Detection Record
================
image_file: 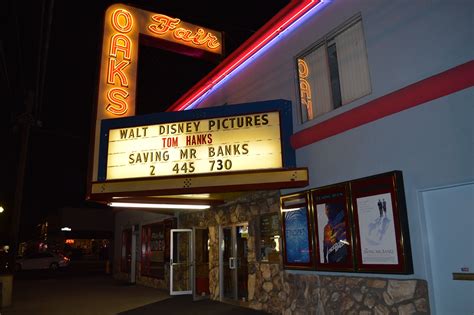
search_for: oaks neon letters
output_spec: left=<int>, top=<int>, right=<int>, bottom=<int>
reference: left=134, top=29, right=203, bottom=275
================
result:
left=298, top=59, right=313, bottom=120
left=106, top=8, right=133, bottom=116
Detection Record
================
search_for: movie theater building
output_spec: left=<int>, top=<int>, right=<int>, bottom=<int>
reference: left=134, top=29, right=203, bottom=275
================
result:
left=87, top=1, right=473, bottom=314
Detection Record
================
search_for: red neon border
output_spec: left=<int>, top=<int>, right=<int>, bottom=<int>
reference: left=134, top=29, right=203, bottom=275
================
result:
left=291, top=60, right=474, bottom=149
left=167, top=0, right=322, bottom=112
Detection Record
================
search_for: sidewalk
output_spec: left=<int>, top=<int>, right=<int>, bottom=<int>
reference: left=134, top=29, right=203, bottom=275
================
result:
left=1, top=275, right=169, bottom=315
left=1, top=274, right=269, bottom=315
left=119, top=295, right=269, bottom=315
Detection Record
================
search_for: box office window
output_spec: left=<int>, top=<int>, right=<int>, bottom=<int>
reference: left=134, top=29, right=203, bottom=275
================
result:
left=297, top=16, right=371, bottom=122
left=141, top=223, right=166, bottom=279
left=141, top=219, right=175, bottom=279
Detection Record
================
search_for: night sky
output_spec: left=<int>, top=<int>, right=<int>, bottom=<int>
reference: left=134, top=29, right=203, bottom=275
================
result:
left=0, top=0, right=290, bottom=242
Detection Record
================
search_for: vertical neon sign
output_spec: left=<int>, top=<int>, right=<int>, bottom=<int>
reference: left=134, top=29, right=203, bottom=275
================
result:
left=91, top=4, right=222, bottom=184
left=298, top=59, right=313, bottom=120
left=106, top=9, right=133, bottom=115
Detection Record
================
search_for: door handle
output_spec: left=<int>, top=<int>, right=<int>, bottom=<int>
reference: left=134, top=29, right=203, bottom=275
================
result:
left=229, top=257, right=235, bottom=269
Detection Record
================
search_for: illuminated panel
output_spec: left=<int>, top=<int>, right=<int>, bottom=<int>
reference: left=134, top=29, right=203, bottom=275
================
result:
left=168, top=0, right=327, bottom=111
left=106, top=112, right=282, bottom=180
left=92, top=4, right=223, bottom=182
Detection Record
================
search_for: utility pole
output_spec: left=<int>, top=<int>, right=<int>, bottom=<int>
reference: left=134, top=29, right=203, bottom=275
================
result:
left=9, top=0, right=54, bottom=271
left=9, top=93, right=34, bottom=266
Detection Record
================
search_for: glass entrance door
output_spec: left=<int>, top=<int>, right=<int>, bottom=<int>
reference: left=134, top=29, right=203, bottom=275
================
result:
left=170, top=229, right=192, bottom=295
left=221, top=224, right=248, bottom=301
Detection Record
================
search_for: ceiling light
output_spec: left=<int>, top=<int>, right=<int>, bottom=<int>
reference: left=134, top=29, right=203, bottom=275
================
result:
left=281, top=207, right=303, bottom=212
left=108, top=202, right=210, bottom=210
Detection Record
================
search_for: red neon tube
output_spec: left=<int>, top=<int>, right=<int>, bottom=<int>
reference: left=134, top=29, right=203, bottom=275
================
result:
left=167, top=0, right=322, bottom=112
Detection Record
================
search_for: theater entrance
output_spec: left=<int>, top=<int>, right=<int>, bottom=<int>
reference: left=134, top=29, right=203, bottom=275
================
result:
left=170, top=228, right=211, bottom=299
left=220, top=223, right=249, bottom=302
left=170, top=229, right=192, bottom=295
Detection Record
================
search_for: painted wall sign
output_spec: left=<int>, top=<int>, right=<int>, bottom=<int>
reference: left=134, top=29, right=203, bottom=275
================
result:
left=106, top=111, right=282, bottom=180
left=91, top=4, right=223, bottom=183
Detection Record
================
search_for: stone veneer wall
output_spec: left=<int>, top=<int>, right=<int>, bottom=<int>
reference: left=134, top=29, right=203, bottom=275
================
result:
left=179, top=190, right=280, bottom=300
left=179, top=190, right=430, bottom=315
left=113, top=259, right=169, bottom=290
left=251, top=267, right=429, bottom=314
left=136, top=264, right=170, bottom=290
left=114, top=264, right=170, bottom=290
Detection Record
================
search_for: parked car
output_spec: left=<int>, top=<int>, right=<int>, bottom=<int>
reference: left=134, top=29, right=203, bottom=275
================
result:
left=15, top=252, right=70, bottom=271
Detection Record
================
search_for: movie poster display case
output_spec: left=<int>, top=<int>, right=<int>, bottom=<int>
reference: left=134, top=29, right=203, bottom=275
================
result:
left=281, top=171, right=413, bottom=274
left=311, top=183, right=355, bottom=272
left=350, top=171, right=413, bottom=274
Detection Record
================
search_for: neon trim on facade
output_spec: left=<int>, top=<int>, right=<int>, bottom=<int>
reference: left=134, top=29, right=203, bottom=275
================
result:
left=168, top=0, right=327, bottom=111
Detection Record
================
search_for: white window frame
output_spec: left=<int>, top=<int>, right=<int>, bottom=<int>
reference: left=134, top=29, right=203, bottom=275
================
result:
left=296, top=14, right=371, bottom=123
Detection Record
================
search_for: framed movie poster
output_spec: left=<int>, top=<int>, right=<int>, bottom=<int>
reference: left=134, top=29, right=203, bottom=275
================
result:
left=350, top=171, right=413, bottom=274
left=311, top=183, right=355, bottom=271
left=281, top=192, right=314, bottom=269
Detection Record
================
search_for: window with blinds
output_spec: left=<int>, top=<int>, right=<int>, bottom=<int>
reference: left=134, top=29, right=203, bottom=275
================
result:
left=297, top=16, right=371, bottom=122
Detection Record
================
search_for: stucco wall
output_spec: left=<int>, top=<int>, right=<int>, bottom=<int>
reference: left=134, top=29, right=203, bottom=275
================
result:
left=184, top=0, right=474, bottom=280
left=194, top=0, right=473, bottom=114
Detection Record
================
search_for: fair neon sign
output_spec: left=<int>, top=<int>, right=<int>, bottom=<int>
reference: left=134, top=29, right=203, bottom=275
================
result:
left=92, top=4, right=223, bottom=182
left=148, top=15, right=220, bottom=50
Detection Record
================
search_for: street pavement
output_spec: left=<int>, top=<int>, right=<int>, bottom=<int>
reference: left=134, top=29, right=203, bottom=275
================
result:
left=1, top=276, right=169, bottom=315
left=0, top=261, right=169, bottom=315
left=0, top=261, right=269, bottom=315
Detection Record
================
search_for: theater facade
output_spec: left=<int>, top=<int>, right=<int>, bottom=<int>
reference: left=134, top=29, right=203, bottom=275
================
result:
left=87, top=1, right=473, bottom=314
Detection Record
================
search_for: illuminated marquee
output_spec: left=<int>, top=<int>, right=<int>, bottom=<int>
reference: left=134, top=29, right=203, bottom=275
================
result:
left=92, top=4, right=223, bottom=183
left=105, top=112, right=282, bottom=180
left=91, top=100, right=306, bottom=197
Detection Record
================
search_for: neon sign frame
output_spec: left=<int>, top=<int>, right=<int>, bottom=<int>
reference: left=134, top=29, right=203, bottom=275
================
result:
left=91, top=4, right=223, bottom=183
left=89, top=1, right=327, bottom=196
